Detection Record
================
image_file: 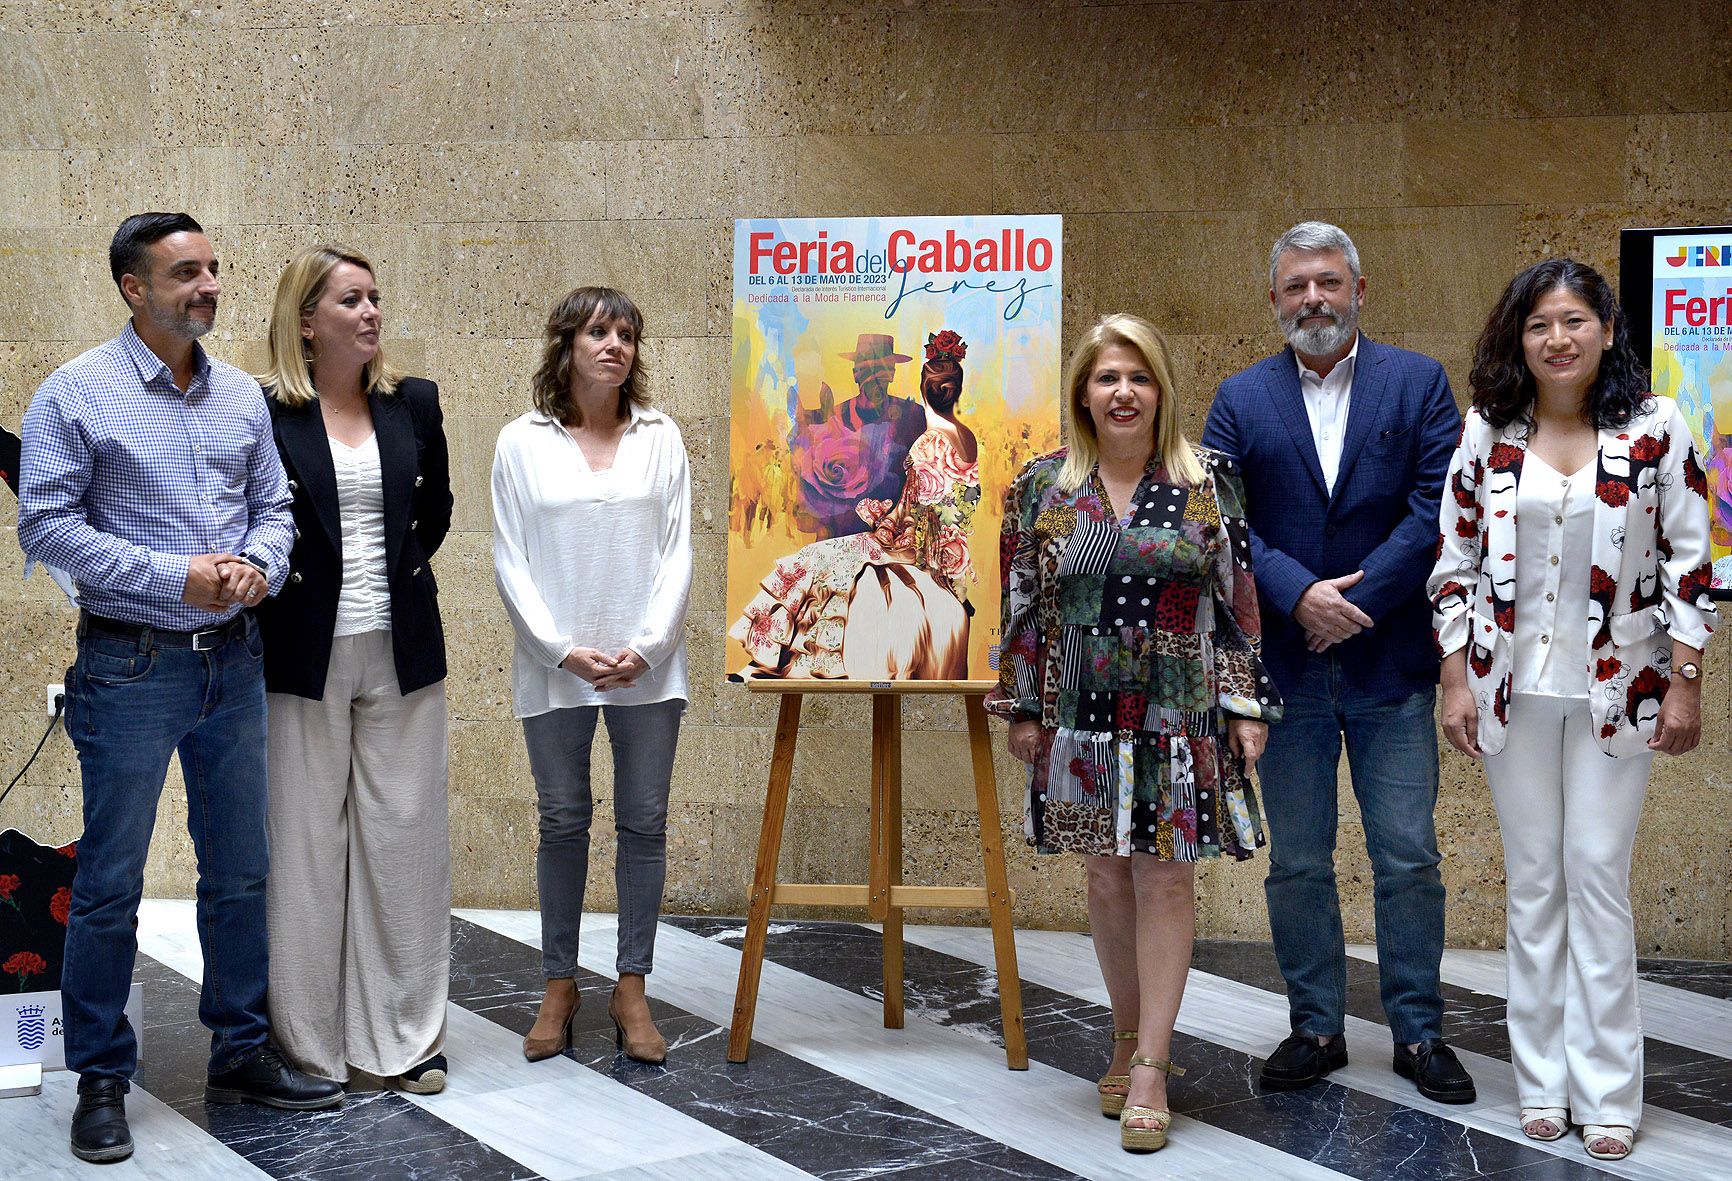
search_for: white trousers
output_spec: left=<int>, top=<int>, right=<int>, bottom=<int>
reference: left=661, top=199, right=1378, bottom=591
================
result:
left=265, top=629, right=451, bottom=1081
left=1483, top=693, right=1652, bottom=1128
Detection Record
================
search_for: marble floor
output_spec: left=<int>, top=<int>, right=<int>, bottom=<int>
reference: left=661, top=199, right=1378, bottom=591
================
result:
left=4, top=906, right=1729, bottom=1180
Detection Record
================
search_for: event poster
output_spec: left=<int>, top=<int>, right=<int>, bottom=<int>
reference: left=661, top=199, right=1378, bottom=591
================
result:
left=1648, top=230, right=1732, bottom=595
left=725, top=215, right=1063, bottom=681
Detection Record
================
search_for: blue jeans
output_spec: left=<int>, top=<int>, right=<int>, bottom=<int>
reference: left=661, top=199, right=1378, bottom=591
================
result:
left=522, top=698, right=684, bottom=978
left=61, top=615, right=272, bottom=1080
left=1258, top=653, right=1445, bottom=1045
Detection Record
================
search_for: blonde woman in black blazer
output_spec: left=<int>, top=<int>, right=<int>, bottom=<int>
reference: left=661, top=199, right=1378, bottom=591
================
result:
left=253, top=245, right=454, bottom=1094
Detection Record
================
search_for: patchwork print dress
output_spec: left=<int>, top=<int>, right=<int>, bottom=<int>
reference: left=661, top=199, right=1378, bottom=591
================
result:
left=989, top=448, right=1280, bottom=860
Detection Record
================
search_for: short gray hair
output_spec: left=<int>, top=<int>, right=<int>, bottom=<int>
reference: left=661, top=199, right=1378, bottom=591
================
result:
left=1269, top=221, right=1361, bottom=289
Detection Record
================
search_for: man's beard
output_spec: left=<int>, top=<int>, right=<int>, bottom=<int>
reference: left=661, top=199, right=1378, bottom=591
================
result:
left=1280, top=300, right=1356, bottom=357
left=143, top=293, right=217, bottom=341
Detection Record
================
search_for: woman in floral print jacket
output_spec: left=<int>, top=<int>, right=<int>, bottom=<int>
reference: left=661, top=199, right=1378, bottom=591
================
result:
left=1428, top=259, right=1718, bottom=1163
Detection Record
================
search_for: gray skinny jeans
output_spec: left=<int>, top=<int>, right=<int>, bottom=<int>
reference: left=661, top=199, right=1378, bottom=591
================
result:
left=521, top=697, right=684, bottom=977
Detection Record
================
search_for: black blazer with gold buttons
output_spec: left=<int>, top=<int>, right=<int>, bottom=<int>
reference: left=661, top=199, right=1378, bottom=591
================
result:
left=253, top=376, right=454, bottom=699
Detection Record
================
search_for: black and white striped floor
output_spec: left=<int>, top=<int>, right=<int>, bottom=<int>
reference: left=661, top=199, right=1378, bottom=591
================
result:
left=5, top=903, right=1729, bottom=1180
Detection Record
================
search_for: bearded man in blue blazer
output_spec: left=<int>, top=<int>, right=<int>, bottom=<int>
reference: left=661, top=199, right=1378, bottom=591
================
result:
left=1201, top=222, right=1474, bottom=1104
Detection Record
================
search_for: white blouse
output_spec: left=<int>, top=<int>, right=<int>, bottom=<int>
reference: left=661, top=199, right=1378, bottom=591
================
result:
left=330, top=432, right=392, bottom=637
left=1511, top=452, right=1594, bottom=698
left=491, top=404, right=692, bottom=718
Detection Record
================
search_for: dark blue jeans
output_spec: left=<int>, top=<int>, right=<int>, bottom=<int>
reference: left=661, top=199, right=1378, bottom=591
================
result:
left=61, top=615, right=272, bottom=1081
left=1258, top=653, right=1445, bottom=1045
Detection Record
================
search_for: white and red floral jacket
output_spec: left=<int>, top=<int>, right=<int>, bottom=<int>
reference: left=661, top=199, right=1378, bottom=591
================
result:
left=1428, top=396, right=1718, bottom=757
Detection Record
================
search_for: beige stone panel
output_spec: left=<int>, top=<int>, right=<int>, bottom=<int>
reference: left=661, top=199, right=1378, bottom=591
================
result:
left=0, top=530, right=88, bottom=609
left=140, top=759, right=200, bottom=901
left=1404, top=118, right=1634, bottom=208
left=353, top=143, right=607, bottom=225
left=592, top=218, right=727, bottom=340
left=0, top=2, right=230, bottom=34
left=1336, top=206, right=1521, bottom=337
left=640, top=334, right=729, bottom=422
left=1632, top=808, right=1731, bottom=960
left=444, top=412, right=511, bottom=534
left=993, top=124, right=1408, bottom=217
left=707, top=799, right=872, bottom=914
left=0, top=706, right=79, bottom=794
left=229, top=145, right=366, bottom=225
left=421, top=337, right=542, bottom=419
left=1383, top=332, right=1477, bottom=408
left=1166, top=333, right=1289, bottom=423
left=0, top=600, right=76, bottom=715
left=449, top=716, right=535, bottom=801
left=0, top=150, right=60, bottom=228
left=0, top=342, right=103, bottom=421
left=146, top=28, right=329, bottom=148
left=428, top=527, right=497, bottom=615
left=418, top=222, right=604, bottom=338
left=57, top=147, right=233, bottom=227
left=1630, top=113, right=1732, bottom=207
left=701, top=11, right=896, bottom=138
left=606, top=137, right=795, bottom=221
left=0, top=33, right=152, bottom=149
left=1513, top=0, right=1731, bottom=119
left=1065, top=211, right=1273, bottom=339
left=1511, top=201, right=1732, bottom=287
left=449, top=791, right=539, bottom=908
left=0, top=227, right=116, bottom=343
left=669, top=723, right=776, bottom=807
left=791, top=135, right=996, bottom=218
left=678, top=413, right=730, bottom=537
left=1096, top=3, right=1516, bottom=130
left=442, top=603, right=517, bottom=722
left=306, top=20, right=702, bottom=147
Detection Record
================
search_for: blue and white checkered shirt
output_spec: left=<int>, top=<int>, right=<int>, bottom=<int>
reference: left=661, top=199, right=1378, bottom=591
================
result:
left=18, top=322, right=294, bottom=630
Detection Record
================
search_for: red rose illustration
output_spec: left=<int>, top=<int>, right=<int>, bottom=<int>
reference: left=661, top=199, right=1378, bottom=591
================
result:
left=1596, top=477, right=1630, bottom=507
left=924, top=329, right=967, bottom=362
left=1601, top=720, right=1619, bottom=740
left=3, top=950, right=47, bottom=989
left=1589, top=566, right=1617, bottom=600
left=1468, top=646, right=1493, bottom=678
left=50, top=886, right=72, bottom=925
left=1682, top=449, right=1708, bottom=497
left=1488, top=443, right=1523, bottom=471
left=1679, top=565, right=1711, bottom=605
left=1455, top=516, right=1476, bottom=538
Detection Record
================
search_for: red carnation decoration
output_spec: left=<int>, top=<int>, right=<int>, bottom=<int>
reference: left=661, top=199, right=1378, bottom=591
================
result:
left=1683, top=451, right=1708, bottom=497
left=1455, top=516, right=1476, bottom=537
left=924, top=329, right=967, bottom=362
left=1596, top=477, right=1630, bottom=507
left=1628, top=435, right=1664, bottom=462
left=3, top=951, right=47, bottom=989
left=1595, top=656, right=1622, bottom=681
left=0, top=873, right=18, bottom=910
left=50, top=886, right=72, bottom=925
left=1488, top=443, right=1523, bottom=471
left=1626, top=666, right=1668, bottom=717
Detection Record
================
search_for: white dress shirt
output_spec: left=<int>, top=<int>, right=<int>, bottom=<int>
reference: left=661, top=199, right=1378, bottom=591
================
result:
left=1511, top=452, right=1594, bottom=697
left=491, top=403, right=692, bottom=718
left=330, top=432, right=393, bottom=637
left=1295, top=335, right=1360, bottom=494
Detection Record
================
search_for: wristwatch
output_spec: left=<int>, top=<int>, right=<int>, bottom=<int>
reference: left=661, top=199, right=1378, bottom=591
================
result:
left=1675, top=661, right=1701, bottom=681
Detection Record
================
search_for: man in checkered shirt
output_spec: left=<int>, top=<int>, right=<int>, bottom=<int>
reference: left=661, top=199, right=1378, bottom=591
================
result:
left=18, top=212, right=343, bottom=1164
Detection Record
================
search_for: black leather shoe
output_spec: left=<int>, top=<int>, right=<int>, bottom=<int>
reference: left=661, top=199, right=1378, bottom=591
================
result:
left=70, top=1077, right=133, bottom=1163
left=206, top=1046, right=344, bottom=1110
left=1259, top=1031, right=1348, bottom=1091
left=1393, top=1037, right=1477, bottom=1104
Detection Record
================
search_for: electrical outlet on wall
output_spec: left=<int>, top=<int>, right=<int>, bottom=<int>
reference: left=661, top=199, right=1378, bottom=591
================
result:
left=46, top=683, right=65, bottom=720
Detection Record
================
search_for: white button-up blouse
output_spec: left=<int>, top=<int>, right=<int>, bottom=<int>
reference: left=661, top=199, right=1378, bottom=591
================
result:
left=1511, top=453, right=1595, bottom=698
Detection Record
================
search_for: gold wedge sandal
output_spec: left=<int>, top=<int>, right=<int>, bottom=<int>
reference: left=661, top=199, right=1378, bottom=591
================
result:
left=1097, top=1030, right=1137, bottom=1117
left=1119, top=1055, right=1184, bottom=1153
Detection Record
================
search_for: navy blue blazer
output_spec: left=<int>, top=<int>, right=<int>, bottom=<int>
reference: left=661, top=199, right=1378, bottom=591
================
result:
left=1200, top=336, right=1461, bottom=702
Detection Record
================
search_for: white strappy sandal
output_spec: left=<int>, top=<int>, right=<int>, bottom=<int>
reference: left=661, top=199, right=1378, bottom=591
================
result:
left=1581, top=1124, right=1633, bottom=1160
left=1518, top=1107, right=1568, bottom=1142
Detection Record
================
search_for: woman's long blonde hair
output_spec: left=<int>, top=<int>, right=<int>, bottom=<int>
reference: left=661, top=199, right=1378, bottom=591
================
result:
left=1055, top=313, right=1202, bottom=492
left=256, top=244, right=400, bottom=407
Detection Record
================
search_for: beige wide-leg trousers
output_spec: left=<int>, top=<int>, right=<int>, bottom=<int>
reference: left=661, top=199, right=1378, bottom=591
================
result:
left=265, top=629, right=451, bottom=1082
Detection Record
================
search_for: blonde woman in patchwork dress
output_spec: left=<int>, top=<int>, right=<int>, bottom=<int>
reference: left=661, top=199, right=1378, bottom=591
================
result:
left=990, top=314, right=1280, bottom=1153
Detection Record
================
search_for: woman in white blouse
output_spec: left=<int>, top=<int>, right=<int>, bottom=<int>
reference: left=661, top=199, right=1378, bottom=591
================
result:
left=492, top=286, right=692, bottom=1065
left=255, top=245, right=455, bottom=1094
left=1429, top=259, right=1718, bottom=1162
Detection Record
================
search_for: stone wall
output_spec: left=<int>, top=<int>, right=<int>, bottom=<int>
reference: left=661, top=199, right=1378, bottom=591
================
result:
left=1, top=1, right=1728, bottom=956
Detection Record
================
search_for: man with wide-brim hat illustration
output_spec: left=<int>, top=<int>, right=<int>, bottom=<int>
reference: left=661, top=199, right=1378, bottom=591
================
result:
left=789, top=332, right=927, bottom=538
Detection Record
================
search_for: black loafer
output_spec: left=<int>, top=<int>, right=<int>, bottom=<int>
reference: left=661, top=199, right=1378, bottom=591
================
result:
left=1259, top=1031, right=1348, bottom=1091
left=206, top=1046, right=344, bottom=1110
left=1393, top=1037, right=1477, bottom=1104
left=71, top=1077, right=133, bottom=1163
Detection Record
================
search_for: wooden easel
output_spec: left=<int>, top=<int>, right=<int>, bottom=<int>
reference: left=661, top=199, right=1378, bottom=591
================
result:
left=727, top=680, right=1029, bottom=1070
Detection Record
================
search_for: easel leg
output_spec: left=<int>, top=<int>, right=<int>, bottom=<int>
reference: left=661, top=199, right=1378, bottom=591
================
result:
left=729, top=692, right=802, bottom=1063
left=871, top=693, right=905, bottom=1029
left=966, top=694, right=1029, bottom=1069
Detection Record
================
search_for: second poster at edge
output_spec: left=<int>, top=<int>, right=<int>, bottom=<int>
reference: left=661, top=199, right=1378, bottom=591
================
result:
left=726, top=214, right=1063, bottom=684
